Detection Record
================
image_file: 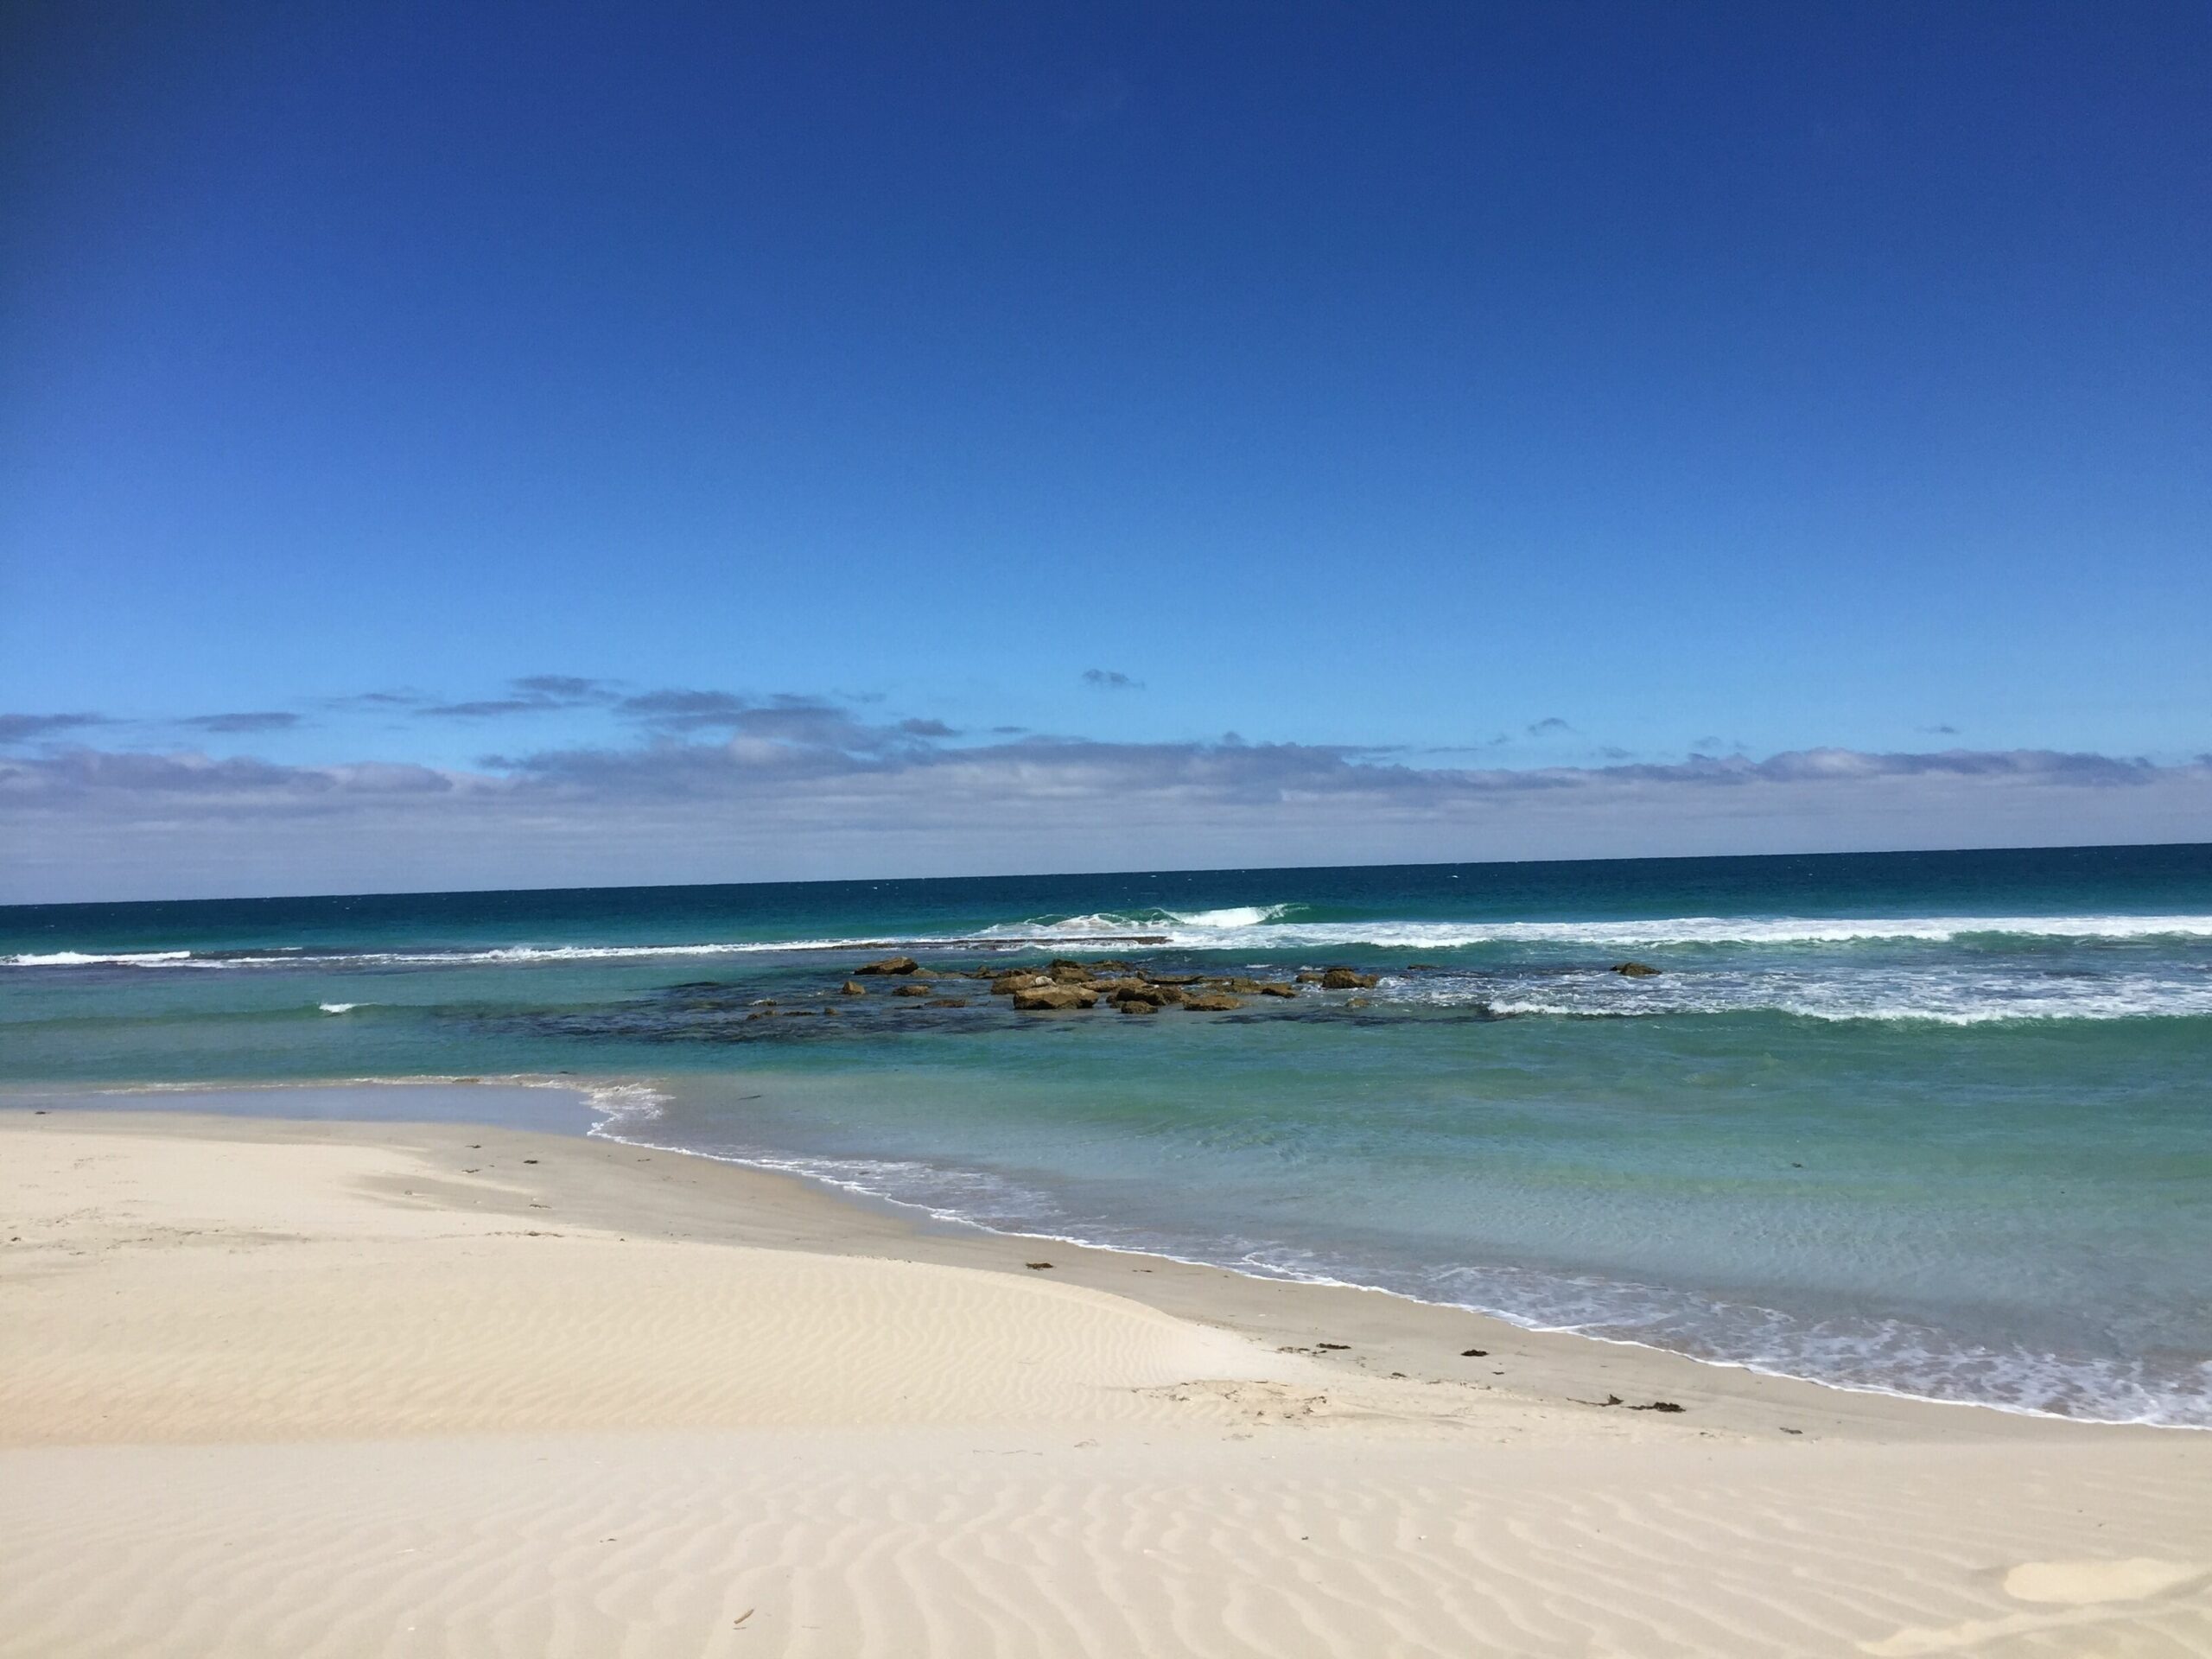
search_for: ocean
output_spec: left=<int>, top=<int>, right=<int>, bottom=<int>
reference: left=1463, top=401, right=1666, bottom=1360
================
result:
left=5, top=842, right=2209, bottom=1427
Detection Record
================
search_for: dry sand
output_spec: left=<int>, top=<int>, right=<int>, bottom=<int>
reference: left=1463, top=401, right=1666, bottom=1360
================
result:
left=3, top=1104, right=2208, bottom=1656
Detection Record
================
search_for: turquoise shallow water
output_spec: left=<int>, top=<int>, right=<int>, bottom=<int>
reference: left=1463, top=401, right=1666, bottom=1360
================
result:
left=5, top=844, right=2209, bottom=1425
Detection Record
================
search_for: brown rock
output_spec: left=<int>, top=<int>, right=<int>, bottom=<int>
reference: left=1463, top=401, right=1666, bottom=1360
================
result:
left=893, top=982, right=933, bottom=997
left=1224, top=977, right=1265, bottom=995
left=926, top=998, right=969, bottom=1008
left=1116, top=984, right=1176, bottom=1007
left=1012, top=985, right=1097, bottom=1011
left=1256, top=982, right=1299, bottom=998
left=1047, top=958, right=1091, bottom=982
left=1118, top=998, right=1160, bottom=1015
left=990, top=973, right=1051, bottom=995
left=840, top=980, right=868, bottom=996
left=1321, top=968, right=1379, bottom=990
left=854, top=956, right=919, bottom=976
left=1611, top=962, right=1662, bottom=977
left=1295, top=971, right=1325, bottom=984
left=1181, top=992, right=1244, bottom=1011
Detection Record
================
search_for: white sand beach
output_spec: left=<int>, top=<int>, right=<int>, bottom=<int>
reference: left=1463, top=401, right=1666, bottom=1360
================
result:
left=3, top=1106, right=2208, bottom=1657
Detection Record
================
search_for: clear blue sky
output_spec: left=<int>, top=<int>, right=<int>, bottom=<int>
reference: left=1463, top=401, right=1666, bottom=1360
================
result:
left=3, top=3, right=2208, bottom=899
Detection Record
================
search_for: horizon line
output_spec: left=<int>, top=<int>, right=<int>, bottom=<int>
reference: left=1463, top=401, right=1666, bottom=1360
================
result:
left=5, top=836, right=2205, bottom=914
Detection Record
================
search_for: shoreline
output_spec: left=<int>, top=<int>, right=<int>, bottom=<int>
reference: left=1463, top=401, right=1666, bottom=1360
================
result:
left=7, top=1092, right=2211, bottom=1655
left=2, top=1077, right=2182, bottom=1442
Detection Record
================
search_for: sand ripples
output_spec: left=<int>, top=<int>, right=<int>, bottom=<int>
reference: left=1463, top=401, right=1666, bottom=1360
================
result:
left=3, top=1436, right=2209, bottom=1656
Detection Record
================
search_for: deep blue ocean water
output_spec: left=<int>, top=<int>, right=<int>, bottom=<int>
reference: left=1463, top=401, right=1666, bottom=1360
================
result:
left=5, top=843, right=2209, bottom=1425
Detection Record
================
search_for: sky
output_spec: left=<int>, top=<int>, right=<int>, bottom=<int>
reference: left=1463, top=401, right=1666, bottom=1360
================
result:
left=3, top=1, right=2208, bottom=901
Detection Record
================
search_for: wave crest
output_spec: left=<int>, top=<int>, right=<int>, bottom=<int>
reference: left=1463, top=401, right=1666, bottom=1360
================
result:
left=980, top=902, right=1296, bottom=937
left=6, top=950, right=205, bottom=968
left=10, top=908, right=2211, bottom=969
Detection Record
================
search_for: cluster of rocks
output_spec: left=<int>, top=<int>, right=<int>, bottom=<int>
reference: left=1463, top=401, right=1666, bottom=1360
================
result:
left=844, top=954, right=1382, bottom=1015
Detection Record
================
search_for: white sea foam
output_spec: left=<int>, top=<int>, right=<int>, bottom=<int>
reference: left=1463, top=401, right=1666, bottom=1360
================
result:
left=6, top=950, right=204, bottom=967
left=3, top=940, right=838, bottom=969
left=501, top=906, right=2206, bottom=954
left=10, top=908, right=2212, bottom=969
left=577, top=1079, right=670, bottom=1131
left=374, top=942, right=815, bottom=964
left=1396, top=966, right=2212, bottom=1024
left=1163, top=904, right=1294, bottom=928
left=316, top=1002, right=358, bottom=1014
left=1117, top=912, right=2212, bottom=950
left=978, top=903, right=1294, bottom=936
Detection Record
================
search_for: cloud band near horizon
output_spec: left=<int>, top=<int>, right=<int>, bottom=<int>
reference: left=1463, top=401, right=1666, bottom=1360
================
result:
left=3, top=723, right=2206, bottom=904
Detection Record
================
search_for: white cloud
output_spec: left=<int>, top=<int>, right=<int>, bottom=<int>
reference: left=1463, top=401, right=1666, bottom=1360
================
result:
left=3, top=733, right=2206, bottom=902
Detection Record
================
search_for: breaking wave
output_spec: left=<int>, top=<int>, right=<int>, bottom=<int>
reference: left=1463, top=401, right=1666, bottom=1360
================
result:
left=1393, top=967, right=2212, bottom=1024
left=980, top=902, right=1299, bottom=936
left=6, top=950, right=207, bottom=968
left=10, top=909, right=2212, bottom=970
left=1298, top=913, right=2212, bottom=947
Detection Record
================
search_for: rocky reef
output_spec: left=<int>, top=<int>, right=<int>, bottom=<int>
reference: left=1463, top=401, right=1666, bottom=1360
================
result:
left=840, top=953, right=1383, bottom=1015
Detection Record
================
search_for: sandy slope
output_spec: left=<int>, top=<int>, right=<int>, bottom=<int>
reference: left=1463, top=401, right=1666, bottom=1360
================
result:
left=3, top=1108, right=2208, bottom=1657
